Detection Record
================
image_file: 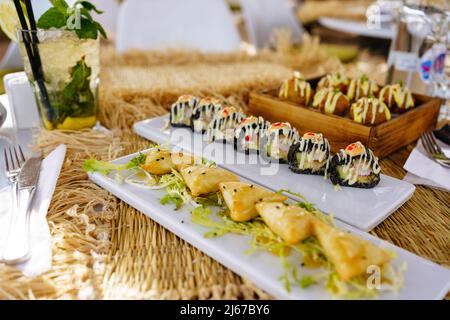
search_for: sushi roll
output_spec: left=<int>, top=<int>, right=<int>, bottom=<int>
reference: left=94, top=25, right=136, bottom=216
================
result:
left=234, top=116, right=270, bottom=154
left=379, top=83, right=414, bottom=113
left=287, top=132, right=331, bottom=175
left=170, top=94, right=199, bottom=127
left=312, top=88, right=349, bottom=116
left=347, top=75, right=380, bottom=101
left=350, top=97, right=391, bottom=125
left=207, top=106, right=245, bottom=143
left=317, top=73, right=349, bottom=94
left=191, top=97, right=223, bottom=133
left=263, top=122, right=299, bottom=163
left=278, top=71, right=313, bottom=106
left=329, top=141, right=381, bottom=189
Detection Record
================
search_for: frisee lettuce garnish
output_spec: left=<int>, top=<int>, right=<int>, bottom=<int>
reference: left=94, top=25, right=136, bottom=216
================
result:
left=83, top=153, right=146, bottom=174
left=190, top=203, right=402, bottom=299
left=37, top=0, right=107, bottom=40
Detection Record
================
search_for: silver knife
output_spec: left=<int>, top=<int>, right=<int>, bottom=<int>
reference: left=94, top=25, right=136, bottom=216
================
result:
left=1, top=154, right=42, bottom=264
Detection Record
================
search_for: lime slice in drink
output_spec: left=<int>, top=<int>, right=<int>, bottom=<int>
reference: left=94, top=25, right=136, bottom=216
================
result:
left=0, top=1, right=28, bottom=42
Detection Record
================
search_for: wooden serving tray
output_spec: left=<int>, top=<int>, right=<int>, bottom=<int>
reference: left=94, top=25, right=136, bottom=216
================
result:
left=249, top=89, right=442, bottom=158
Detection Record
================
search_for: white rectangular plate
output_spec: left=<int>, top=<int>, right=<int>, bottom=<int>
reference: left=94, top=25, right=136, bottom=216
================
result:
left=133, top=115, right=416, bottom=231
left=88, top=151, right=450, bottom=300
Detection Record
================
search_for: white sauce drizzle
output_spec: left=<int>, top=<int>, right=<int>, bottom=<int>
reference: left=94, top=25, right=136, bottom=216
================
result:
left=351, top=98, right=391, bottom=124
left=379, top=84, right=414, bottom=110
left=335, top=142, right=381, bottom=185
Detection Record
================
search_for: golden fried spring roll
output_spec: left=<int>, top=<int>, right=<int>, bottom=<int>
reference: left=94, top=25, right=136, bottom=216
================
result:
left=255, top=202, right=315, bottom=244
left=180, top=165, right=239, bottom=197
left=141, top=149, right=174, bottom=175
left=170, top=151, right=195, bottom=171
left=141, top=149, right=195, bottom=175
left=314, top=220, right=391, bottom=281
left=220, top=182, right=288, bottom=222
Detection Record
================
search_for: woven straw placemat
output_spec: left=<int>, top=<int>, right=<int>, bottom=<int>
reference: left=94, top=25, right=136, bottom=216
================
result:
left=0, top=44, right=448, bottom=299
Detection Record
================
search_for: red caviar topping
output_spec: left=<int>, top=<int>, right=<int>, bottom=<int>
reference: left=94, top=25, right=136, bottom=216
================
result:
left=245, top=135, right=251, bottom=141
left=345, top=142, right=365, bottom=156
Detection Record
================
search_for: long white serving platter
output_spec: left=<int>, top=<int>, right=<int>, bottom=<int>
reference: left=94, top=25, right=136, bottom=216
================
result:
left=88, top=151, right=450, bottom=300
left=133, top=115, right=416, bottom=231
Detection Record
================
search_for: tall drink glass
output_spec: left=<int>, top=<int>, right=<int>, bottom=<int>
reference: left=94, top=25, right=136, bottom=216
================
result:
left=17, top=29, right=100, bottom=130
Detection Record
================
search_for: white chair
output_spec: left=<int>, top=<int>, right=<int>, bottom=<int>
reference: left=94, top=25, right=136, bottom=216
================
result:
left=240, top=0, right=304, bottom=48
left=116, top=0, right=241, bottom=53
left=90, top=0, right=120, bottom=36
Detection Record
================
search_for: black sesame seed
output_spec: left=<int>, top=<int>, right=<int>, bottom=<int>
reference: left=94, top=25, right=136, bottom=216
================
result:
left=202, top=172, right=206, bottom=175
left=259, top=198, right=263, bottom=202
left=250, top=185, right=254, bottom=188
left=181, top=220, right=184, bottom=224
left=276, top=206, right=280, bottom=209
left=233, top=189, right=237, bottom=193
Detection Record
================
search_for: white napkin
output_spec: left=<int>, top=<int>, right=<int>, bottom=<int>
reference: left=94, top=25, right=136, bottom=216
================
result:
left=0, top=144, right=66, bottom=277
left=403, top=139, right=450, bottom=192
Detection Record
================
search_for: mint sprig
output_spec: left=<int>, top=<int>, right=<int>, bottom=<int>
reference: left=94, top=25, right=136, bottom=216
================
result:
left=37, top=0, right=107, bottom=40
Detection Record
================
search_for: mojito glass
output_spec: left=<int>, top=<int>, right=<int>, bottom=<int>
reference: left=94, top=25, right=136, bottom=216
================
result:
left=17, top=29, right=100, bottom=130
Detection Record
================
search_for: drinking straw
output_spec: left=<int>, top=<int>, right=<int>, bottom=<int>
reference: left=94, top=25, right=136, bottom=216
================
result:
left=13, top=0, right=55, bottom=123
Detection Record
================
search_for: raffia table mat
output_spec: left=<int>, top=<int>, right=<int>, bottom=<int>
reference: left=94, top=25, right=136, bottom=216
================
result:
left=0, top=47, right=448, bottom=299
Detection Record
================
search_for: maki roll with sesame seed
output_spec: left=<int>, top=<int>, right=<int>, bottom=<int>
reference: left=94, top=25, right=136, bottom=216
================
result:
left=317, top=73, right=349, bottom=94
left=288, top=132, right=331, bottom=176
left=312, top=88, right=350, bottom=116
left=207, top=106, right=245, bottom=143
left=278, top=71, right=314, bottom=106
left=350, top=97, right=391, bottom=125
left=170, top=94, right=199, bottom=127
left=329, top=142, right=381, bottom=189
left=263, top=122, right=299, bottom=163
left=234, top=116, right=270, bottom=154
left=347, top=75, right=380, bottom=101
left=191, top=97, right=223, bottom=134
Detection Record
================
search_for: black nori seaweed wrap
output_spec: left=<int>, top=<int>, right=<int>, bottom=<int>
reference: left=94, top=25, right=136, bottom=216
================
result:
left=329, top=146, right=380, bottom=189
left=190, top=98, right=223, bottom=134
left=170, top=95, right=198, bottom=128
left=288, top=133, right=330, bottom=176
left=234, top=116, right=268, bottom=155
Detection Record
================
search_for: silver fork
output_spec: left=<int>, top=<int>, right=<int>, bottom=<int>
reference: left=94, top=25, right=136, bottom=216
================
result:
left=2, top=145, right=28, bottom=264
left=420, top=132, right=450, bottom=169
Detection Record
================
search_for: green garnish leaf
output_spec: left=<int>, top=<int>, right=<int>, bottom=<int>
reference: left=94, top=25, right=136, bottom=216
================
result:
left=160, top=194, right=184, bottom=210
left=75, top=18, right=100, bottom=40
left=37, top=0, right=107, bottom=40
left=76, top=1, right=104, bottom=14
left=129, top=153, right=146, bottom=167
left=56, top=56, right=95, bottom=121
left=299, top=276, right=317, bottom=288
left=36, top=7, right=67, bottom=29
left=93, top=21, right=107, bottom=39
left=50, top=0, right=70, bottom=13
